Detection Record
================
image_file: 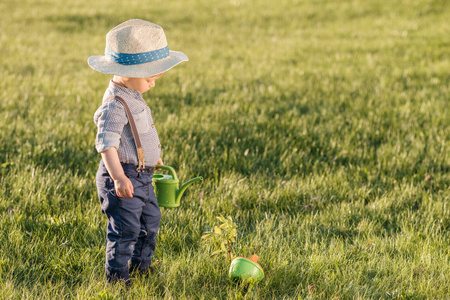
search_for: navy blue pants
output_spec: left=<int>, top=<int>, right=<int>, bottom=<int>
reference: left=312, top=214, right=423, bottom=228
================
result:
left=96, top=160, right=161, bottom=281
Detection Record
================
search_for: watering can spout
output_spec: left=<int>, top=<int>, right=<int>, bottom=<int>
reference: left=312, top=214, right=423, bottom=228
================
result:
left=176, top=176, right=203, bottom=203
left=154, top=164, right=203, bottom=208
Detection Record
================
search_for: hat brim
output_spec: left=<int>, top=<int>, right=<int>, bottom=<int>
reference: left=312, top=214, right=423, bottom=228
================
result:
left=88, top=50, right=188, bottom=78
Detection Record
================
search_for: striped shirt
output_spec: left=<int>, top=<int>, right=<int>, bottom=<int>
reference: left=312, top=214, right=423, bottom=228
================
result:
left=94, top=80, right=161, bottom=166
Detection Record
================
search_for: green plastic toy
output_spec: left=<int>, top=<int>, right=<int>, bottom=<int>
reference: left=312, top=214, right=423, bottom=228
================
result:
left=229, top=255, right=264, bottom=283
left=153, top=164, right=203, bottom=208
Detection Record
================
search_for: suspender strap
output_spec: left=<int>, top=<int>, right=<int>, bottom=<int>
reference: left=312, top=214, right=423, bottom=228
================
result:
left=105, top=96, right=145, bottom=172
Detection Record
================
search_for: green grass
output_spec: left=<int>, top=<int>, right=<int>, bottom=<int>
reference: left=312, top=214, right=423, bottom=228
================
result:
left=0, top=0, right=449, bottom=298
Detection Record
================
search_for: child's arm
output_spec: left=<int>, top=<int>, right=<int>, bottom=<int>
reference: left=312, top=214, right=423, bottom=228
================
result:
left=101, top=147, right=134, bottom=198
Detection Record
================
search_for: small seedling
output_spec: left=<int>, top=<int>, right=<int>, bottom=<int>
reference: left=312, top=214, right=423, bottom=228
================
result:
left=201, top=215, right=237, bottom=264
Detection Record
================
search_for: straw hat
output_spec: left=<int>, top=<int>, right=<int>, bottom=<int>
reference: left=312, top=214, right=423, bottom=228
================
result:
left=88, top=19, right=188, bottom=78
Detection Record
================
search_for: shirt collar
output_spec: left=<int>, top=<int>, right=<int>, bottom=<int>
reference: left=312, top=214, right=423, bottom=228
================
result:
left=108, top=80, right=145, bottom=102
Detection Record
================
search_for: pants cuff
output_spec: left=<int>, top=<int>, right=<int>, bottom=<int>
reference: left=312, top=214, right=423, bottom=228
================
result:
left=130, top=258, right=152, bottom=271
left=105, top=265, right=129, bottom=283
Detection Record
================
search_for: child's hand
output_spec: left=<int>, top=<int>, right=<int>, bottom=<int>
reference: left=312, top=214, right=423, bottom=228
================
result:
left=114, top=174, right=134, bottom=198
left=155, top=157, right=164, bottom=170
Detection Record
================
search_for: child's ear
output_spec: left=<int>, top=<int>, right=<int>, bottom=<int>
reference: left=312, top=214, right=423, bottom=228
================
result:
left=121, top=77, right=130, bottom=82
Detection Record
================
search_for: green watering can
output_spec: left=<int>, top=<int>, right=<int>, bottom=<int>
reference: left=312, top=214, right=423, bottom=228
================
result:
left=153, top=165, right=203, bottom=208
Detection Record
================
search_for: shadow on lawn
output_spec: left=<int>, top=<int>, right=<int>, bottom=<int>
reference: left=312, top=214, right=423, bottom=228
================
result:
left=0, top=127, right=98, bottom=178
left=5, top=215, right=105, bottom=290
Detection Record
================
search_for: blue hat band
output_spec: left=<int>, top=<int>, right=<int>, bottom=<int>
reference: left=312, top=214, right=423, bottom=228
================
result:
left=105, top=46, right=169, bottom=65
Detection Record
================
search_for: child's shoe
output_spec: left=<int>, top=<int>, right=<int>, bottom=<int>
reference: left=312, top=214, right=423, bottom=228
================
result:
left=105, top=267, right=131, bottom=286
left=129, top=260, right=162, bottom=277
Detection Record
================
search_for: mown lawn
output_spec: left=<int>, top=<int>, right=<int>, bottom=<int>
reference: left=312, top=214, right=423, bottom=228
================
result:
left=0, top=0, right=449, bottom=298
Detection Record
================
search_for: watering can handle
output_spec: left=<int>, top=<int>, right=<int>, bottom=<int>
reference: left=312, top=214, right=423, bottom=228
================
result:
left=155, top=165, right=178, bottom=181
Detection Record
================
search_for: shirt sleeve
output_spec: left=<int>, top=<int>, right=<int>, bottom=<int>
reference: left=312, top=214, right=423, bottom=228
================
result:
left=94, top=100, right=127, bottom=153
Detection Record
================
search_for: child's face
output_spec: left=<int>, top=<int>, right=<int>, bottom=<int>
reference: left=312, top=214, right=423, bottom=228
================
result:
left=125, top=72, right=166, bottom=93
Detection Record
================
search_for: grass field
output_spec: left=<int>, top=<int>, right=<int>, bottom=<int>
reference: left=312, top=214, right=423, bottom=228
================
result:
left=0, top=0, right=449, bottom=298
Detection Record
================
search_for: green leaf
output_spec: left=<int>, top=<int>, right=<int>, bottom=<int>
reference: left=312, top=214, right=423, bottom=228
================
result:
left=216, top=215, right=223, bottom=221
left=214, top=226, right=222, bottom=235
left=211, top=250, right=222, bottom=256
left=201, top=233, right=213, bottom=240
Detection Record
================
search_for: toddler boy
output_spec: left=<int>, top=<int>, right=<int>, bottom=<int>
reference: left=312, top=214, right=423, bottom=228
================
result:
left=88, top=19, right=188, bottom=284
